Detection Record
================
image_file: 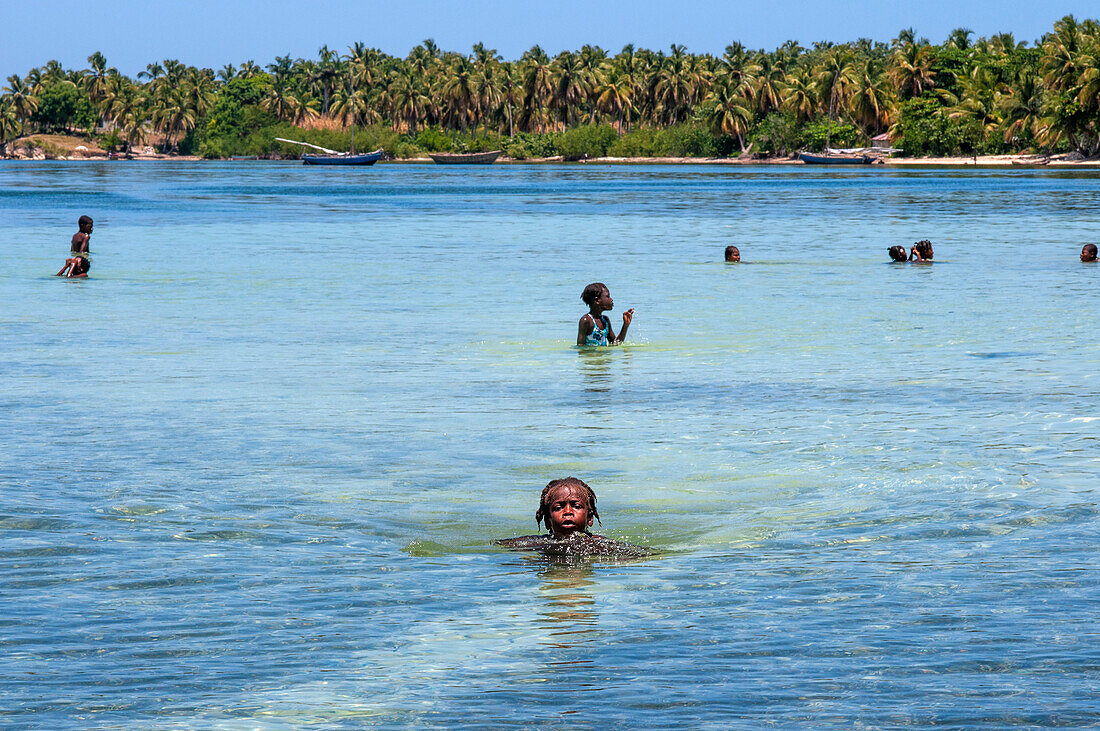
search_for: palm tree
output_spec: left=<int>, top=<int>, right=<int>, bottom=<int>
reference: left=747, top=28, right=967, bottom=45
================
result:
left=705, top=75, right=753, bottom=150
left=848, top=57, right=892, bottom=133
left=0, top=98, right=19, bottom=153
left=751, top=53, right=786, bottom=115
left=551, top=51, right=589, bottom=129
left=83, top=52, right=115, bottom=129
left=2, top=75, right=38, bottom=135
left=596, top=65, right=635, bottom=135
left=781, top=68, right=817, bottom=122
left=889, top=41, right=936, bottom=98
left=816, top=48, right=857, bottom=148
left=998, top=70, right=1043, bottom=145
left=946, top=28, right=974, bottom=51
left=520, top=46, right=553, bottom=132
left=239, top=61, right=262, bottom=79
left=441, top=55, right=476, bottom=132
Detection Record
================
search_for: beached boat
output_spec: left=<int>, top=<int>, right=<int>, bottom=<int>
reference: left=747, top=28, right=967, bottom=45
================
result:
left=428, top=150, right=502, bottom=165
left=799, top=151, right=873, bottom=165
left=275, top=138, right=383, bottom=166
left=301, top=149, right=383, bottom=166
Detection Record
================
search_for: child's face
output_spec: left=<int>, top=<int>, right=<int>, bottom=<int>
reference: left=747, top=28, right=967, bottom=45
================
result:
left=81, top=220, right=93, bottom=234
left=725, top=247, right=740, bottom=262
left=546, top=485, right=592, bottom=537
left=1082, top=246, right=1097, bottom=262
left=594, top=289, right=613, bottom=311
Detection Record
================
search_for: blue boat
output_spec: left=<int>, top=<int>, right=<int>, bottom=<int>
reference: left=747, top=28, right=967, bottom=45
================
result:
left=275, top=137, right=384, bottom=166
left=301, top=149, right=383, bottom=166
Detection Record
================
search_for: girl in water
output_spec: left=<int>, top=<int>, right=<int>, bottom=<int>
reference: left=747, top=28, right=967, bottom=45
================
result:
left=577, top=282, right=634, bottom=346
left=494, top=477, right=651, bottom=557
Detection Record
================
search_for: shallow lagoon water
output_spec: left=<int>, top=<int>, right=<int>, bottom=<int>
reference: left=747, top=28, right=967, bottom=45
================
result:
left=2, top=162, right=1099, bottom=727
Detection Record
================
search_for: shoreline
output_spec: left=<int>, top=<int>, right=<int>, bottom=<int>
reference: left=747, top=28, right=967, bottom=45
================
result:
left=3, top=136, right=1099, bottom=168
left=7, top=155, right=1097, bottom=167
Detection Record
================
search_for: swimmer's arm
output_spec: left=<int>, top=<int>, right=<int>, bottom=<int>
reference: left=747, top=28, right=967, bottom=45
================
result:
left=577, top=314, right=594, bottom=345
left=613, top=308, right=634, bottom=344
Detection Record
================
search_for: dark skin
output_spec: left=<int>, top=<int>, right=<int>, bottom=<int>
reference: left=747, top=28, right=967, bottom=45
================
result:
left=544, top=485, right=596, bottom=538
left=57, top=219, right=92, bottom=278
left=577, top=287, right=634, bottom=345
left=725, top=246, right=740, bottom=262
left=1082, top=245, right=1098, bottom=263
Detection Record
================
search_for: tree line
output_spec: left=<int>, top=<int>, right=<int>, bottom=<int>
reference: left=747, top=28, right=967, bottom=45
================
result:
left=2, top=15, right=1100, bottom=159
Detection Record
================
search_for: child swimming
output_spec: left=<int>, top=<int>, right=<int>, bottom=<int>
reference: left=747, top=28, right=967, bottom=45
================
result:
left=909, top=239, right=934, bottom=262
left=724, top=245, right=741, bottom=262
left=493, top=477, right=651, bottom=558
left=577, top=282, right=634, bottom=346
left=1081, top=243, right=1098, bottom=262
left=888, top=245, right=908, bottom=262
left=57, top=215, right=92, bottom=278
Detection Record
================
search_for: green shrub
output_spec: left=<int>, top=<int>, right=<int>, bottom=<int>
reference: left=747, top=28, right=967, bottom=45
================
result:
left=559, top=124, right=617, bottom=159
left=607, top=127, right=661, bottom=157
left=503, top=131, right=562, bottom=159
left=751, top=112, right=800, bottom=156
left=657, top=123, right=719, bottom=157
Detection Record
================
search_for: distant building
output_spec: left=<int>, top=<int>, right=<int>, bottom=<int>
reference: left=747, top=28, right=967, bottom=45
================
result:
left=871, top=132, right=893, bottom=149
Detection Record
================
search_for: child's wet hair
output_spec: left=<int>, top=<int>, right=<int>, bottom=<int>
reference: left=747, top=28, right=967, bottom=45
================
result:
left=888, top=245, right=907, bottom=261
left=78, top=215, right=93, bottom=227
left=581, top=282, right=608, bottom=306
left=913, top=239, right=934, bottom=259
left=1083, top=243, right=1098, bottom=259
left=536, top=477, right=601, bottom=530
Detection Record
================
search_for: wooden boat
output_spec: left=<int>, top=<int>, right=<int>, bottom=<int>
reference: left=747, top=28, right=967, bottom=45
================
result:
left=428, top=150, right=502, bottom=165
left=301, top=149, right=383, bottom=166
left=799, top=151, right=873, bottom=165
left=275, top=138, right=383, bottom=166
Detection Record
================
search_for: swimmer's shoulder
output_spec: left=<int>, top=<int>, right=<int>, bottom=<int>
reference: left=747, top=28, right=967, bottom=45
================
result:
left=492, top=534, right=548, bottom=549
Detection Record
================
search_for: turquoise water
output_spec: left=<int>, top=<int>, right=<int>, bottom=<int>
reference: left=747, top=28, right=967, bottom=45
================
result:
left=2, top=162, right=1098, bottom=727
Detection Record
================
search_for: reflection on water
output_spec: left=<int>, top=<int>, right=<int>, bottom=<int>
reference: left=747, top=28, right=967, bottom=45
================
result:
left=577, top=345, right=629, bottom=396
left=536, top=561, right=599, bottom=649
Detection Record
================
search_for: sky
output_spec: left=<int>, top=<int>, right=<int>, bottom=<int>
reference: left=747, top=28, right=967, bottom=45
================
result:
left=2, top=0, right=1097, bottom=77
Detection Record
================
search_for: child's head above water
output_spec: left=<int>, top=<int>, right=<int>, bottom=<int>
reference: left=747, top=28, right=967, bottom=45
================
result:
left=912, top=239, right=934, bottom=260
left=536, top=477, right=601, bottom=538
left=888, top=245, right=908, bottom=262
left=724, top=245, right=740, bottom=262
left=1082, top=243, right=1098, bottom=262
left=78, top=215, right=93, bottom=232
left=581, top=282, right=610, bottom=309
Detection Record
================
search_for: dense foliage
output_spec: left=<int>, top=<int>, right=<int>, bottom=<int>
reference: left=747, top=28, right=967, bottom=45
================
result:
left=3, top=17, right=1100, bottom=158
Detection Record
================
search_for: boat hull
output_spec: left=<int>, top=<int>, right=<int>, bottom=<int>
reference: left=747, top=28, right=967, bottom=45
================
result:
left=428, top=150, right=502, bottom=165
left=799, top=152, right=873, bottom=165
left=302, top=149, right=383, bottom=166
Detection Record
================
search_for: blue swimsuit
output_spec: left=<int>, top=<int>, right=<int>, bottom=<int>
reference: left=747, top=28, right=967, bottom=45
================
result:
left=585, top=314, right=611, bottom=346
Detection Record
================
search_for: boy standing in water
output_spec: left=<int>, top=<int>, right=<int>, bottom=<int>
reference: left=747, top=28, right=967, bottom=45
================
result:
left=57, top=215, right=93, bottom=277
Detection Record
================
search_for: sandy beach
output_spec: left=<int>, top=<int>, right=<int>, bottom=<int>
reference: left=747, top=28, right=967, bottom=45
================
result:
left=4, top=134, right=1100, bottom=166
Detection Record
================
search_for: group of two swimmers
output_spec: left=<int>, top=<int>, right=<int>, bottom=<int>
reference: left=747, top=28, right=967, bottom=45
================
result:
left=888, top=239, right=935, bottom=262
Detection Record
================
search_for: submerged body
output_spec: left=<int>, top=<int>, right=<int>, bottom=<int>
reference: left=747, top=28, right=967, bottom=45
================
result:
left=493, top=531, right=653, bottom=559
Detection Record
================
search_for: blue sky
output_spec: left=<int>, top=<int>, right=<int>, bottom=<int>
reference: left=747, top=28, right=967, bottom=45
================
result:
left=3, top=0, right=1096, bottom=77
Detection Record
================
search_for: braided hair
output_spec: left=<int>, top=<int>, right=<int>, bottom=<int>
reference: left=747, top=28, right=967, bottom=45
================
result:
left=535, top=477, right=601, bottom=530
